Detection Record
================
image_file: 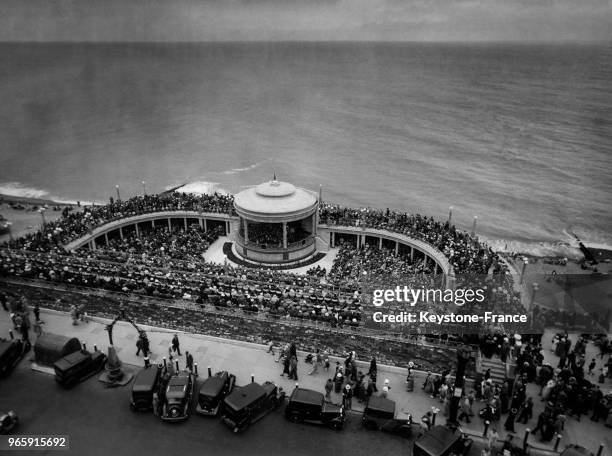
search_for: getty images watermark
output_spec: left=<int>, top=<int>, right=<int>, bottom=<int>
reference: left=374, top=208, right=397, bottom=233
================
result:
left=370, top=286, right=528, bottom=324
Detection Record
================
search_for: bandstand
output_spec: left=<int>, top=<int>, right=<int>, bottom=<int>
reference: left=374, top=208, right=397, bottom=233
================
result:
left=233, top=179, right=318, bottom=264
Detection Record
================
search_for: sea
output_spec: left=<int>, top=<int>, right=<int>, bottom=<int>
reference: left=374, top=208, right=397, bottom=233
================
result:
left=0, top=42, right=611, bottom=258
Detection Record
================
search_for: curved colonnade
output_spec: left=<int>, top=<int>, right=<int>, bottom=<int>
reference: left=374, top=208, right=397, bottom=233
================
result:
left=63, top=211, right=455, bottom=289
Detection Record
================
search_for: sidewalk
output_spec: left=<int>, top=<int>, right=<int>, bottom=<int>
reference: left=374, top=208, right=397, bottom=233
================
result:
left=1, top=309, right=610, bottom=455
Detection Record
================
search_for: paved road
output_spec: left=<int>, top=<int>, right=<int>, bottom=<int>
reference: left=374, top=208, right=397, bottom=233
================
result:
left=2, top=360, right=470, bottom=456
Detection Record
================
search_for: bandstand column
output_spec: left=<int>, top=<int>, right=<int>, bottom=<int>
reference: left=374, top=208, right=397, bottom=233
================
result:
left=184, top=217, right=187, bottom=230
left=312, top=213, right=317, bottom=236
left=104, top=232, right=109, bottom=245
left=204, top=219, right=207, bottom=231
left=424, top=256, right=429, bottom=268
left=243, top=218, right=249, bottom=243
left=135, top=223, right=140, bottom=238
left=226, top=221, right=230, bottom=235
left=331, top=232, right=335, bottom=247
left=119, top=227, right=124, bottom=240
left=199, top=218, right=203, bottom=229
left=282, top=222, right=287, bottom=249
left=151, top=219, right=155, bottom=228
left=379, top=237, right=383, bottom=249
left=410, top=246, right=414, bottom=262
left=167, top=218, right=171, bottom=230
left=395, top=241, right=399, bottom=255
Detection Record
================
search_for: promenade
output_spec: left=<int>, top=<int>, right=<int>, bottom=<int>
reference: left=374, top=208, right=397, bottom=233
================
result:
left=1, top=307, right=609, bottom=455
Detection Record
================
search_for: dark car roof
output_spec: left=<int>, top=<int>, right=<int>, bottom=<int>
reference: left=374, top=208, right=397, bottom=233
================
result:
left=199, top=373, right=228, bottom=397
left=166, top=374, right=191, bottom=398
left=290, top=388, right=324, bottom=405
left=224, top=383, right=266, bottom=410
left=365, top=396, right=396, bottom=415
left=414, top=425, right=460, bottom=456
left=54, top=351, right=89, bottom=371
left=132, top=367, right=159, bottom=392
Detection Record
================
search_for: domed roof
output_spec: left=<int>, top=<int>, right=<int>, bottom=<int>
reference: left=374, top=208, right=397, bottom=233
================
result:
left=234, top=180, right=317, bottom=218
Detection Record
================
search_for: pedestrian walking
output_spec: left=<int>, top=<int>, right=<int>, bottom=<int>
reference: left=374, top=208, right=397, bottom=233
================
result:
left=325, top=379, right=333, bottom=399
left=289, top=355, right=298, bottom=381
left=33, top=304, right=40, bottom=322
left=136, top=337, right=144, bottom=356
left=185, top=351, right=194, bottom=373
left=172, top=334, right=181, bottom=356
left=458, top=396, right=472, bottom=423
left=20, top=316, right=29, bottom=344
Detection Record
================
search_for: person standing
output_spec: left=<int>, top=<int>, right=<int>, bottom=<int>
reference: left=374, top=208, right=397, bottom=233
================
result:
left=185, top=351, right=194, bottom=374
left=325, top=378, right=333, bottom=399
left=33, top=304, right=40, bottom=322
left=343, top=385, right=353, bottom=410
left=289, top=355, right=298, bottom=381
left=458, top=396, right=472, bottom=423
left=20, top=316, right=29, bottom=344
left=172, top=334, right=181, bottom=356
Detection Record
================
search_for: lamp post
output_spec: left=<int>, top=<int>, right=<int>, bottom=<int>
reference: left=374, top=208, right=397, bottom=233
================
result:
left=448, top=206, right=453, bottom=226
left=520, top=258, right=528, bottom=284
left=142, top=181, right=146, bottom=196
left=530, top=282, right=539, bottom=329
left=115, top=185, right=121, bottom=202
left=6, top=222, right=12, bottom=241
left=39, top=208, right=46, bottom=228
left=471, top=215, right=478, bottom=237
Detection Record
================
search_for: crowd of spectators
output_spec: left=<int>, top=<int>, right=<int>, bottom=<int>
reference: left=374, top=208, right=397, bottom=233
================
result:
left=319, top=203, right=494, bottom=275
left=3, top=192, right=234, bottom=252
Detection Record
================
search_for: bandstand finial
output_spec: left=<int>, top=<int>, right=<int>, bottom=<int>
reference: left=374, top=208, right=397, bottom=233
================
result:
left=273, top=171, right=277, bottom=181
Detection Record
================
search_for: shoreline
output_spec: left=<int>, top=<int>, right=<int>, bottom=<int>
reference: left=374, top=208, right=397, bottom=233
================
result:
left=2, top=192, right=611, bottom=261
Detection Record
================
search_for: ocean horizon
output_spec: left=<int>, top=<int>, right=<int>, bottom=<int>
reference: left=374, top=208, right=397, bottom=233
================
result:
left=1, top=42, right=611, bottom=258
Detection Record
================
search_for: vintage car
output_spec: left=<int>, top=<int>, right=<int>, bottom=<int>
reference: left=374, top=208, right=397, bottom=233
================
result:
left=196, top=371, right=236, bottom=416
left=53, top=350, right=107, bottom=387
left=284, top=387, right=345, bottom=430
left=0, top=411, right=18, bottom=434
left=0, top=338, right=30, bottom=377
left=130, top=366, right=162, bottom=412
left=362, top=396, right=415, bottom=437
left=413, top=425, right=473, bottom=456
left=221, top=381, right=285, bottom=433
left=160, top=373, right=195, bottom=422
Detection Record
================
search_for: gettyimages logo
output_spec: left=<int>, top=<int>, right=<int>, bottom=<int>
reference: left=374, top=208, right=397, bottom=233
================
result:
left=372, top=286, right=485, bottom=307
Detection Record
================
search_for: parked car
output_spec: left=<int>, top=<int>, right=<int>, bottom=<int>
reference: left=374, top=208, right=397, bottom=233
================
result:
left=160, top=373, right=195, bottom=422
left=130, top=366, right=162, bottom=412
left=196, top=371, right=236, bottom=416
left=284, top=387, right=345, bottom=430
left=0, top=338, right=30, bottom=377
left=413, top=425, right=473, bottom=456
left=53, top=350, right=106, bottom=387
left=362, top=395, right=415, bottom=437
left=221, top=381, right=285, bottom=433
left=0, top=410, right=18, bottom=434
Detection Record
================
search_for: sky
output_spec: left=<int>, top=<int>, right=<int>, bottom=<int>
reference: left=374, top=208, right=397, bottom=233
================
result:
left=0, top=0, right=611, bottom=42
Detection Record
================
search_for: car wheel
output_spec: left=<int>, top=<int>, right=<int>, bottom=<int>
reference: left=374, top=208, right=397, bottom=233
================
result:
left=289, top=412, right=303, bottom=423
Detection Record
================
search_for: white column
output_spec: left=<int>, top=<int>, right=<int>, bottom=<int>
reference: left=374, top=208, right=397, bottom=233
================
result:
left=379, top=237, right=383, bottom=249
left=184, top=217, right=188, bottom=230
left=151, top=219, right=155, bottom=228
left=410, top=246, right=414, bottom=262
left=282, top=222, right=287, bottom=249
left=135, top=223, right=140, bottom=238
left=104, top=232, right=109, bottom=245
left=167, top=218, right=171, bottom=230
left=395, top=241, right=399, bottom=255
left=119, top=227, right=124, bottom=240
left=199, top=218, right=203, bottom=229
left=243, top=219, right=249, bottom=243
left=331, top=232, right=335, bottom=247
left=204, top=219, right=207, bottom=231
